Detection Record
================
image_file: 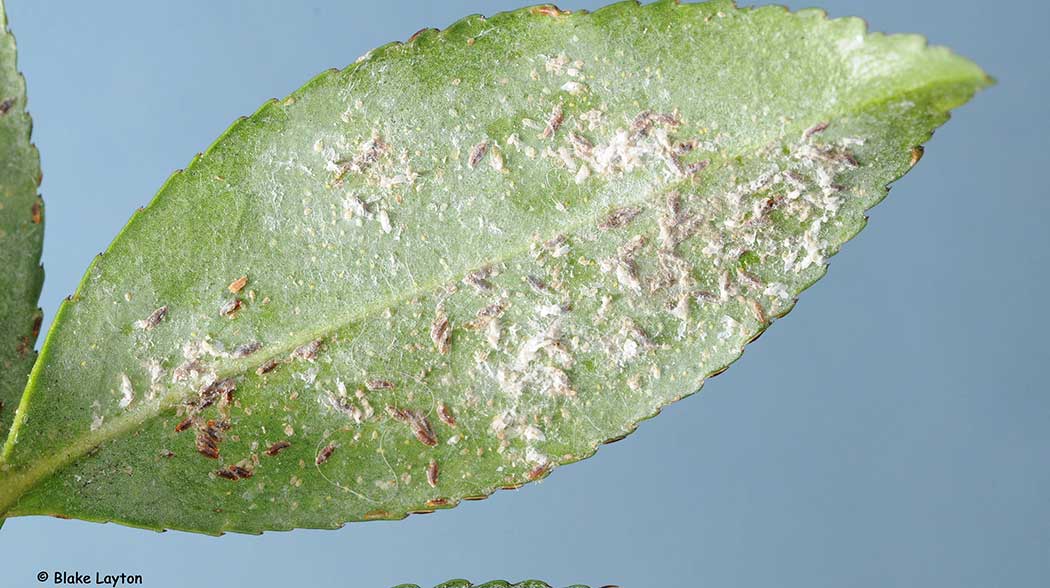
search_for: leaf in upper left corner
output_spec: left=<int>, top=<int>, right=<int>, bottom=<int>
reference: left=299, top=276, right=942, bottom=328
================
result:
left=0, top=0, right=45, bottom=436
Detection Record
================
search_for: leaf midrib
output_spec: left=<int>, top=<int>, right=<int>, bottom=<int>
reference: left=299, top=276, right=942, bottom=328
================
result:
left=0, top=71, right=977, bottom=516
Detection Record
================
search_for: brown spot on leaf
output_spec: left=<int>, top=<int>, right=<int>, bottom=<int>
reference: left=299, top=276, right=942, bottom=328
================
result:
left=30, top=201, right=42, bottom=224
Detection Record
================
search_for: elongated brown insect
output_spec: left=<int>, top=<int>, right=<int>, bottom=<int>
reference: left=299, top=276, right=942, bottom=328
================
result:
left=316, top=443, right=337, bottom=465
left=525, top=275, right=549, bottom=294
left=227, top=275, right=249, bottom=294
left=387, top=406, right=438, bottom=446
left=430, top=314, right=451, bottom=354
left=462, top=268, right=493, bottom=291
left=215, top=468, right=237, bottom=480
left=567, top=131, right=593, bottom=155
left=686, top=160, right=710, bottom=176
left=232, top=341, right=262, bottom=358
left=804, top=121, right=829, bottom=139
left=228, top=464, right=253, bottom=479
left=598, top=206, right=641, bottom=230
left=256, top=358, right=280, bottom=375
left=196, top=435, right=220, bottom=460
left=291, top=339, right=323, bottom=361
left=31, top=201, right=42, bottom=224
left=219, top=298, right=243, bottom=318
left=365, top=379, right=394, bottom=391
left=426, top=459, right=439, bottom=488
left=174, top=417, right=194, bottom=433
left=437, top=403, right=456, bottom=427
left=531, top=5, right=568, bottom=17
left=198, top=378, right=236, bottom=410
left=137, top=306, right=168, bottom=330
left=468, top=141, right=488, bottom=169
left=527, top=462, right=551, bottom=481
left=0, top=97, right=14, bottom=115
left=542, top=104, right=564, bottom=139
left=265, top=440, right=291, bottom=456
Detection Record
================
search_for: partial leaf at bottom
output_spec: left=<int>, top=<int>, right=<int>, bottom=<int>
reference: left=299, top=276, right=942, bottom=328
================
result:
left=0, top=0, right=988, bottom=533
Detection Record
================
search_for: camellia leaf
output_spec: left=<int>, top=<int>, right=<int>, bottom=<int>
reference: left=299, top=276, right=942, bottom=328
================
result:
left=0, top=0, right=44, bottom=439
left=0, top=0, right=987, bottom=533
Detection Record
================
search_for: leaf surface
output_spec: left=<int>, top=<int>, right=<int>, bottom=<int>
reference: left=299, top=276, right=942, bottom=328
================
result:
left=0, top=0, right=987, bottom=533
left=0, top=0, right=44, bottom=439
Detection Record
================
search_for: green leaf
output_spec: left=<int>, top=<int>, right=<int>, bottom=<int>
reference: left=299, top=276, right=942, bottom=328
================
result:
left=0, top=0, right=44, bottom=439
left=0, top=0, right=988, bottom=533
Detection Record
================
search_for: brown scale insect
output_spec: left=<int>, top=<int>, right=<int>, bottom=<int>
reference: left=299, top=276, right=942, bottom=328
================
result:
left=426, top=459, right=439, bottom=488
left=31, top=201, right=42, bottom=224
left=567, top=131, right=593, bottom=155
left=316, top=443, right=337, bottom=465
left=525, top=275, right=549, bottom=294
left=365, top=379, right=394, bottom=391
left=256, top=358, right=280, bottom=375
left=265, top=440, right=292, bottom=456
left=531, top=5, right=568, bottom=16
left=408, top=27, right=435, bottom=43
left=228, top=464, right=253, bottom=479
left=527, top=463, right=552, bottom=481
left=426, top=498, right=450, bottom=508
left=745, top=297, right=768, bottom=325
left=804, top=121, right=829, bottom=139
left=468, top=141, right=488, bottom=169
left=437, top=403, right=456, bottom=427
left=685, top=160, right=710, bottom=176
left=598, top=206, right=641, bottom=231
left=196, top=433, right=220, bottom=460
left=430, top=314, right=451, bottom=355
left=232, top=341, right=262, bottom=359
left=215, top=468, right=237, bottom=480
left=219, top=298, right=243, bottom=318
left=174, top=417, right=194, bottom=433
left=673, top=139, right=698, bottom=156
left=227, top=275, right=249, bottom=294
left=542, top=104, right=564, bottom=139
left=387, top=406, right=438, bottom=447
left=910, top=146, right=925, bottom=166
left=462, top=268, right=493, bottom=291
left=291, top=338, right=323, bottom=361
left=197, top=378, right=236, bottom=410
left=0, top=97, right=14, bottom=115
left=139, top=306, right=168, bottom=330
left=476, top=302, right=506, bottom=319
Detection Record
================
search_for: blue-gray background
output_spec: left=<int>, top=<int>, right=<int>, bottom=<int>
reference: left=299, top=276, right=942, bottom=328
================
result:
left=1, top=1, right=1046, bottom=586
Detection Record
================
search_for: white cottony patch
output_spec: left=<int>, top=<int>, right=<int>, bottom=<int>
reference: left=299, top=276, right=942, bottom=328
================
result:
left=560, top=80, right=587, bottom=95
left=795, top=219, right=827, bottom=272
left=118, top=373, right=135, bottom=409
left=719, top=315, right=740, bottom=341
left=90, top=400, right=104, bottom=431
left=764, top=282, right=791, bottom=300
left=378, top=209, right=393, bottom=234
